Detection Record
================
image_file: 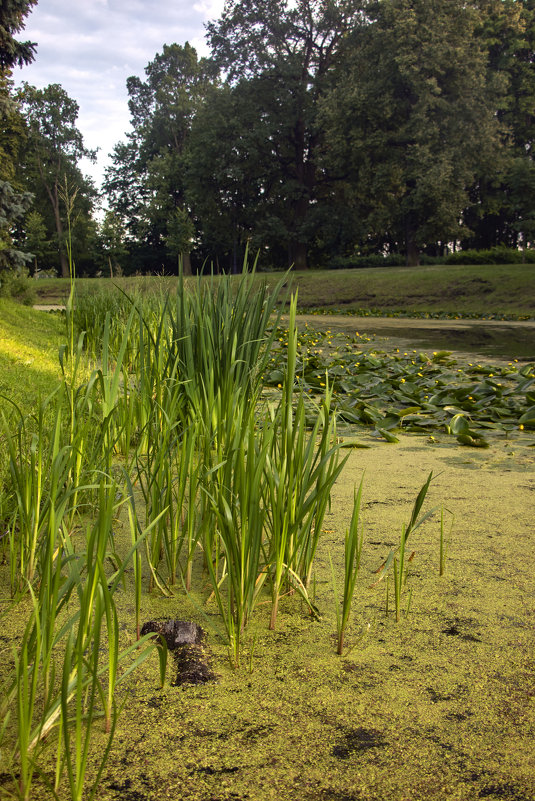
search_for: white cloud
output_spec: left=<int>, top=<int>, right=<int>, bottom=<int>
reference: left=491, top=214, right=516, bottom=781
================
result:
left=14, top=0, right=225, bottom=189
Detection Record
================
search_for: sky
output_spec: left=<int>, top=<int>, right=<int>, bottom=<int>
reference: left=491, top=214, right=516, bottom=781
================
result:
left=14, top=0, right=226, bottom=190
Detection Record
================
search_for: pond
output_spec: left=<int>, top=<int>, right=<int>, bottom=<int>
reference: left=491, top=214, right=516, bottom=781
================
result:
left=296, top=314, right=535, bottom=361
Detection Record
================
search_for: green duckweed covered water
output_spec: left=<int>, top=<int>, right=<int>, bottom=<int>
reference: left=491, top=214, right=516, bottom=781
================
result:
left=1, top=313, right=534, bottom=801
left=4, top=432, right=531, bottom=801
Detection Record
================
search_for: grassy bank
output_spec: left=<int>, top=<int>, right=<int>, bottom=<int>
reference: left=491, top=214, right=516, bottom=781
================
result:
left=33, top=263, right=535, bottom=318
left=0, top=299, right=65, bottom=416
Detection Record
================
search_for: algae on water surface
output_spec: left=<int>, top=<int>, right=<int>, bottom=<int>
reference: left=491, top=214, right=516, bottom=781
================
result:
left=9, top=433, right=533, bottom=801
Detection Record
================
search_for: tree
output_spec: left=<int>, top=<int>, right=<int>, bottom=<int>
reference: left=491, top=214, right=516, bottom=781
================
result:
left=186, top=83, right=265, bottom=271
left=206, top=0, right=366, bottom=269
left=0, top=0, right=36, bottom=271
left=1, top=75, right=27, bottom=184
left=0, top=0, right=37, bottom=71
left=0, top=178, right=32, bottom=271
left=164, top=206, right=195, bottom=272
left=18, top=82, right=97, bottom=276
left=508, top=157, right=535, bottom=249
left=105, top=43, right=216, bottom=274
left=321, top=0, right=502, bottom=265
left=21, top=208, right=53, bottom=272
left=99, top=210, right=129, bottom=277
left=461, top=0, right=535, bottom=249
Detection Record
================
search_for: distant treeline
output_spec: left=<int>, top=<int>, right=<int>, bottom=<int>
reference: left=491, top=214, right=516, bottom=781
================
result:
left=3, top=0, right=535, bottom=276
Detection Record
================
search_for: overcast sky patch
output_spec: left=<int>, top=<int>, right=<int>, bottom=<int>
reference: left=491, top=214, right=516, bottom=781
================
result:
left=15, top=0, right=225, bottom=192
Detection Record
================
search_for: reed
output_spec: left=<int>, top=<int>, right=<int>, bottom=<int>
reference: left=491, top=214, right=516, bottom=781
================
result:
left=1, top=478, right=166, bottom=800
left=372, top=472, right=435, bottom=589
left=2, top=393, right=76, bottom=594
left=263, top=295, right=346, bottom=628
left=2, top=254, right=451, bottom=798
left=392, top=524, right=412, bottom=622
left=202, top=400, right=271, bottom=666
left=330, top=478, right=364, bottom=654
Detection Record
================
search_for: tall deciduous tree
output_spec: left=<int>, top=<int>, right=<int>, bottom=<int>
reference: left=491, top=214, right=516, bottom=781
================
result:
left=187, top=82, right=267, bottom=271
left=206, top=0, right=366, bottom=269
left=105, top=43, right=215, bottom=274
left=462, top=0, right=535, bottom=249
left=18, top=82, right=96, bottom=276
left=321, top=0, right=502, bottom=265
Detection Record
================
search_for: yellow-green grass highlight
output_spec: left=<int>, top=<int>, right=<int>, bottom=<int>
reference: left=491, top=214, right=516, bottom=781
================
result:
left=0, top=300, right=66, bottom=416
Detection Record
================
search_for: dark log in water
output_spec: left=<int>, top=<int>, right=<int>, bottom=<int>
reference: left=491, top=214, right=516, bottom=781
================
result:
left=140, top=619, right=216, bottom=686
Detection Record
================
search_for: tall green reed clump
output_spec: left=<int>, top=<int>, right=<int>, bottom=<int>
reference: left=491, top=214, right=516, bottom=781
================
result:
left=166, top=261, right=286, bottom=441
left=0, top=186, right=170, bottom=798
left=198, top=290, right=346, bottom=662
left=263, top=294, right=347, bottom=630
left=1, top=480, right=162, bottom=801
left=203, top=400, right=273, bottom=665
left=1, top=303, right=138, bottom=595
left=1, top=394, right=69, bottom=593
left=117, top=263, right=288, bottom=599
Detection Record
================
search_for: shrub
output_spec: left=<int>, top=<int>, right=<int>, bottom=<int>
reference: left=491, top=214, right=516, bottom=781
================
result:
left=327, top=253, right=406, bottom=269
left=445, top=247, right=535, bottom=265
left=0, top=267, right=36, bottom=305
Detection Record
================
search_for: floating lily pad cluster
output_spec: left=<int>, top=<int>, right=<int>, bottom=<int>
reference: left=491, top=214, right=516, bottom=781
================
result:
left=265, top=325, right=535, bottom=446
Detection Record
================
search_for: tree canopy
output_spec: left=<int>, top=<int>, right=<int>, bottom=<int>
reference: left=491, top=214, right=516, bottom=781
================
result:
left=8, top=0, right=535, bottom=274
left=0, top=0, right=36, bottom=272
left=17, top=82, right=98, bottom=276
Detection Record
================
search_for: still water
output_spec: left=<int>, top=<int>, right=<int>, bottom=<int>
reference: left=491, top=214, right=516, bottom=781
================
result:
left=298, top=315, right=535, bottom=362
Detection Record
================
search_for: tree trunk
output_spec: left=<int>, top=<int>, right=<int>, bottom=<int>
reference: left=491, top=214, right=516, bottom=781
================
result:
left=289, top=105, right=316, bottom=271
left=50, top=195, right=69, bottom=277
left=181, top=251, right=192, bottom=276
left=406, top=239, right=420, bottom=267
left=39, top=166, right=69, bottom=278
left=404, top=217, right=420, bottom=267
left=47, top=182, right=68, bottom=277
left=291, top=241, right=309, bottom=270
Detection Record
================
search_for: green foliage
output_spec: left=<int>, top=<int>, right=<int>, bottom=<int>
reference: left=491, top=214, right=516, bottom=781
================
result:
left=328, top=253, right=407, bottom=270
left=331, top=247, right=535, bottom=269
left=204, top=0, right=365, bottom=269
left=98, top=210, right=128, bottom=277
left=1, top=74, right=27, bottom=184
left=321, top=0, right=501, bottom=266
left=444, top=247, right=535, bottom=265
left=266, top=323, right=535, bottom=442
left=94, top=0, right=535, bottom=270
left=0, top=264, right=35, bottom=303
left=0, top=178, right=33, bottom=272
left=104, top=42, right=215, bottom=274
left=0, top=0, right=37, bottom=71
left=5, top=263, right=534, bottom=796
left=21, top=209, right=55, bottom=273
left=17, top=83, right=97, bottom=277
left=330, top=479, right=364, bottom=654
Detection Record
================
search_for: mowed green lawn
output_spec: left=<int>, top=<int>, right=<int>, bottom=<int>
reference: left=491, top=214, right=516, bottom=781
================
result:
left=33, top=263, right=535, bottom=318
